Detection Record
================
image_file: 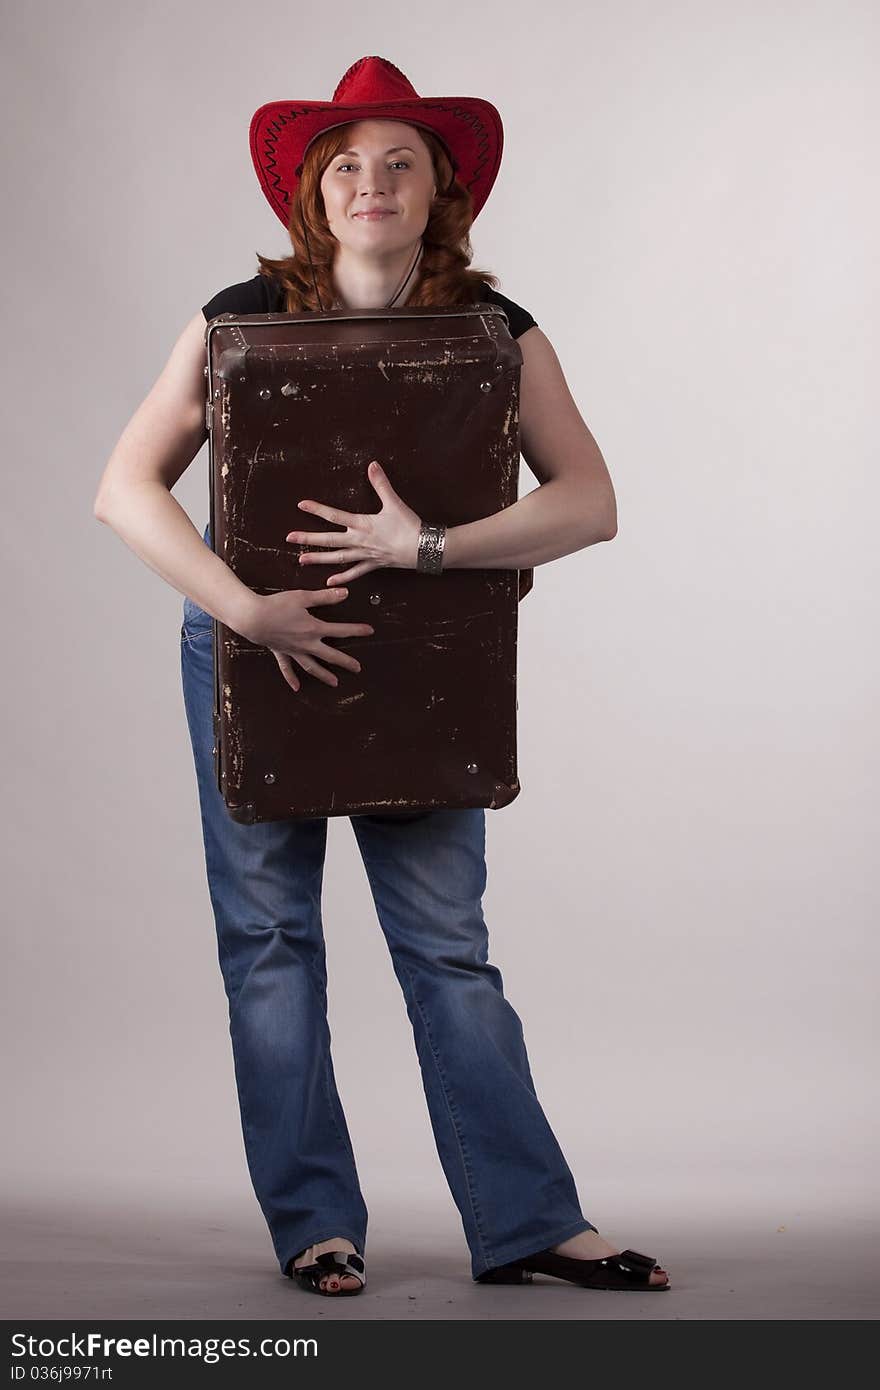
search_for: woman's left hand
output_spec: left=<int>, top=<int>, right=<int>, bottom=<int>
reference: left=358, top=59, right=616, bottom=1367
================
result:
left=286, top=460, right=422, bottom=585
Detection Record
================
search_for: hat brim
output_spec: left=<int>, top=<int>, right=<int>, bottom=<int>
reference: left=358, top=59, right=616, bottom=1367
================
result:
left=249, top=97, right=503, bottom=228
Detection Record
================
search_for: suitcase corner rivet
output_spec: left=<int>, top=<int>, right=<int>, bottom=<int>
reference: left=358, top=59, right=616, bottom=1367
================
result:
left=264, top=772, right=276, bottom=784
left=480, top=380, right=492, bottom=392
left=369, top=593, right=381, bottom=605
left=466, top=762, right=479, bottom=774
left=213, top=388, right=220, bottom=398
left=259, top=388, right=271, bottom=400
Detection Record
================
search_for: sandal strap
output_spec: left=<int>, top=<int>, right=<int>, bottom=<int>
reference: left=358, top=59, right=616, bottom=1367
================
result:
left=312, top=1250, right=365, bottom=1282
left=615, top=1248, right=658, bottom=1277
left=508, top=1243, right=663, bottom=1290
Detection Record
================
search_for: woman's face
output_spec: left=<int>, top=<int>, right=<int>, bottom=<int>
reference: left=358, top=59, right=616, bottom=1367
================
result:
left=319, top=119, right=437, bottom=256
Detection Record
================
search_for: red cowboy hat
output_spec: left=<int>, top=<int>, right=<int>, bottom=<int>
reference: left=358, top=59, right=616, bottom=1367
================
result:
left=249, top=55, right=504, bottom=229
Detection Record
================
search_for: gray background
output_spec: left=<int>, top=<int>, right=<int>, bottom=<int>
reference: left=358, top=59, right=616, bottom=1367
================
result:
left=3, top=0, right=877, bottom=1319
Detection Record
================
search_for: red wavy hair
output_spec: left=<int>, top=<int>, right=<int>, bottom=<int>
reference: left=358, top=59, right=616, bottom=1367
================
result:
left=255, top=122, right=500, bottom=311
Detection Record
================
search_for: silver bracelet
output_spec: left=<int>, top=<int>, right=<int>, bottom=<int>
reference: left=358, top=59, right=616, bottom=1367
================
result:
left=416, top=523, right=447, bottom=575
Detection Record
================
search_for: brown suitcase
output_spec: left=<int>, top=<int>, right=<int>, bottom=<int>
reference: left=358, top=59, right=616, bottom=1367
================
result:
left=204, top=302, right=533, bottom=824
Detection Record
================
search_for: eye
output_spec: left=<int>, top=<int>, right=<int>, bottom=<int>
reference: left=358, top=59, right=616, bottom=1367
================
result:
left=334, top=160, right=411, bottom=173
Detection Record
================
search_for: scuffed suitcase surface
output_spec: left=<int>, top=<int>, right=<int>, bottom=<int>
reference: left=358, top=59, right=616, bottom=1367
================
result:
left=204, top=303, right=529, bottom=824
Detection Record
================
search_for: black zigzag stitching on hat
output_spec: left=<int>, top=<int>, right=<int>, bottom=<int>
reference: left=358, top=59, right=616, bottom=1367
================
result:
left=259, top=105, right=320, bottom=208
left=419, top=101, right=495, bottom=191
left=257, top=99, right=494, bottom=208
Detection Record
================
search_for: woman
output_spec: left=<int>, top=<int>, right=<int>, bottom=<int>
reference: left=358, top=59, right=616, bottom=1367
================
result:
left=94, top=56, right=669, bottom=1297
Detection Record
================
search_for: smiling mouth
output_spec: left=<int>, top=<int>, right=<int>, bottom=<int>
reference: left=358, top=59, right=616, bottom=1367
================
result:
left=353, top=210, right=395, bottom=219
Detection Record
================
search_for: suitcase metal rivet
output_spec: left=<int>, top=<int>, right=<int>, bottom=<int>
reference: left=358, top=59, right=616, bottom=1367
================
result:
left=213, top=388, right=220, bottom=398
left=259, top=388, right=271, bottom=400
left=480, top=380, right=493, bottom=392
left=264, top=772, right=276, bottom=784
left=467, top=762, right=479, bottom=774
left=369, top=593, right=381, bottom=604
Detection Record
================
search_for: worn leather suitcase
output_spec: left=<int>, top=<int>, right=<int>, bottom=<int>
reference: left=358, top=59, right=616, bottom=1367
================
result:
left=203, top=302, right=533, bottom=824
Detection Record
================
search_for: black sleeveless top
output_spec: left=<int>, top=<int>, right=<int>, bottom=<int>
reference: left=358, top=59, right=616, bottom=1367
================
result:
left=201, top=273, right=538, bottom=339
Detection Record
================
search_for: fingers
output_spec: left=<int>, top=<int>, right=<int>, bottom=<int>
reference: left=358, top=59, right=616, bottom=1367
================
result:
left=319, top=621, right=375, bottom=637
left=271, top=652, right=301, bottom=692
left=323, top=562, right=377, bottom=585
left=306, top=587, right=375, bottom=636
left=295, top=545, right=354, bottom=560
left=270, top=638, right=371, bottom=691
left=293, top=499, right=351, bottom=526
left=292, top=651, right=341, bottom=688
left=310, top=639, right=362, bottom=675
left=306, top=586, right=351, bottom=605
left=268, top=584, right=374, bottom=691
left=273, top=648, right=338, bottom=689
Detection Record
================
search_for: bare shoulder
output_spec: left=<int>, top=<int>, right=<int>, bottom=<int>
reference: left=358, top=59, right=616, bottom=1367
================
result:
left=517, top=322, right=567, bottom=384
left=155, top=309, right=210, bottom=414
left=516, top=325, right=613, bottom=508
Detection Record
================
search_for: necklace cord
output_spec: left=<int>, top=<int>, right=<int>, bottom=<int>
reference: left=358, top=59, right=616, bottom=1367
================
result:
left=299, top=206, right=423, bottom=311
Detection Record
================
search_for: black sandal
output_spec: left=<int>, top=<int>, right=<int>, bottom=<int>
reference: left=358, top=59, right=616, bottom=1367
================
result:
left=291, top=1249, right=366, bottom=1296
left=476, top=1246, right=669, bottom=1291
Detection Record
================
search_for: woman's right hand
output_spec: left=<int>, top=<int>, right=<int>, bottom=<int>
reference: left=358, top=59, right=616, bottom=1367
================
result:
left=242, top=587, right=375, bottom=692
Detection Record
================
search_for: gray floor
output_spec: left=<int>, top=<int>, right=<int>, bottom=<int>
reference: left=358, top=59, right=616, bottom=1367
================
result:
left=3, top=1187, right=878, bottom=1320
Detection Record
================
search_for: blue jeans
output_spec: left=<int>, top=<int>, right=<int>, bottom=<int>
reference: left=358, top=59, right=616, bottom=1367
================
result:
left=179, top=525, right=596, bottom=1280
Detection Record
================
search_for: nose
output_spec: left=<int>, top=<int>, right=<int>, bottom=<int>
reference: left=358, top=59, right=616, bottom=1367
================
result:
left=355, top=168, right=393, bottom=196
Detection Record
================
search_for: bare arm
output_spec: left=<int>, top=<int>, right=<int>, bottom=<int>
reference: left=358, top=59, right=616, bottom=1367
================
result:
left=441, top=326, right=617, bottom=571
left=92, top=310, right=261, bottom=636
left=93, top=311, right=374, bottom=691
